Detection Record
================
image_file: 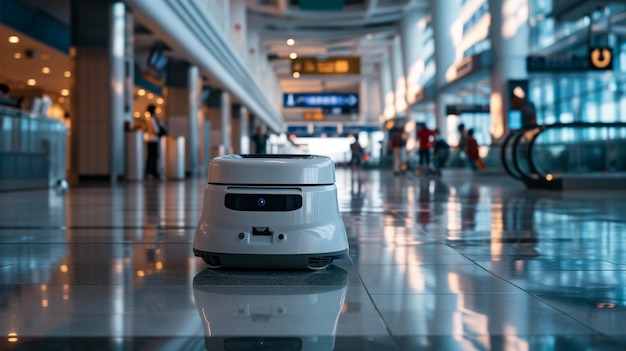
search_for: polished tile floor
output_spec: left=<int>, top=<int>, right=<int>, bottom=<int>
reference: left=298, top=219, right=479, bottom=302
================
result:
left=1, top=168, right=626, bottom=350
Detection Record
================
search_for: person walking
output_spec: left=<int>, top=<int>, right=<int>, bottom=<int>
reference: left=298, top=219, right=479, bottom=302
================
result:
left=433, top=129, right=449, bottom=175
left=349, top=136, right=365, bottom=170
left=390, top=128, right=406, bottom=176
left=251, top=126, right=269, bottom=154
left=416, top=124, right=435, bottom=168
left=465, top=128, right=483, bottom=171
left=144, top=104, right=164, bottom=180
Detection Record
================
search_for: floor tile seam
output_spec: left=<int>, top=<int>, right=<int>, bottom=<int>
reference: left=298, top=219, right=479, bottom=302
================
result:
left=351, top=256, right=401, bottom=350
left=465, top=258, right=617, bottom=337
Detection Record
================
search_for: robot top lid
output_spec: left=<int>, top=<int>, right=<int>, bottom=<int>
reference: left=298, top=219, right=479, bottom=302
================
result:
left=208, top=154, right=336, bottom=185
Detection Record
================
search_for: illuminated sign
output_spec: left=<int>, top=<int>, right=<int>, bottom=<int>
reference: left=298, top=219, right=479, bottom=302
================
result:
left=527, top=48, right=613, bottom=72
left=590, top=47, right=612, bottom=69
left=304, top=112, right=325, bottom=120
left=291, top=57, right=360, bottom=75
left=283, top=93, right=359, bottom=109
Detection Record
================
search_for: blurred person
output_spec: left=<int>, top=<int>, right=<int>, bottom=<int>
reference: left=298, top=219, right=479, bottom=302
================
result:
left=144, top=104, right=163, bottom=181
left=416, top=124, right=435, bottom=167
left=465, top=128, right=484, bottom=171
left=349, top=136, right=365, bottom=170
left=433, top=129, right=450, bottom=175
left=0, top=83, right=20, bottom=108
left=390, top=128, right=406, bottom=176
left=511, top=93, right=537, bottom=129
left=251, top=126, right=269, bottom=154
left=457, top=123, right=467, bottom=157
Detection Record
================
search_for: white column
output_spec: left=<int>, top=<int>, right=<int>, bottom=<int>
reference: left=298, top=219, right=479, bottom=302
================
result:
left=401, top=8, right=423, bottom=108
left=220, top=91, right=231, bottom=155
left=431, top=0, right=460, bottom=137
left=391, top=35, right=407, bottom=116
left=488, top=0, right=529, bottom=143
left=240, top=106, right=250, bottom=154
left=187, top=65, right=200, bottom=176
left=229, top=0, right=247, bottom=58
left=379, top=53, right=395, bottom=122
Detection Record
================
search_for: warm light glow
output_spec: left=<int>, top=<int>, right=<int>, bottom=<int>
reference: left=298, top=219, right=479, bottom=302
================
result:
left=61, top=89, right=70, bottom=96
left=490, top=92, right=504, bottom=139
left=8, top=333, right=18, bottom=343
left=42, top=299, right=48, bottom=308
left=292, top=72, right=301, bottom=78
left=155, top=107, right=162, bottom=114
left=58, top=97, right=65, bottom=103
left=546, top=174, right=553, bottom=181
left=289, top=52, right=298, bottom=59
left=289, top=134, right=296, bottom=141
left=8, top=35, right=19, bottom=43
left=64, top=71, right=72, bottom=78
left=513, top=86, right=526, bottom=99
left=137, top=89, right=146, bottom=96
left=137, top=270, right=145, bottom=277
left=144, top=111, right=151, bottom=118
left=27, top=79, right=36, bottom=86
left=13, top=52, right=21, bottom=59
left=42, top=67, right=51, bottom=74
left=40, top=285, right=47, bottom=291
left=286, top=38, right=295, bottom=46
left=384, top=120, right=395, bottom=130
left=63, top=284, right=69, bottom=291
left=133, top=111, right=140, bottom=118
left=156, top=262, right=163, bottom=270
left=147, top=93, right=154, bottom=99
left=60, top=264, right=68, bottom=272
left=156, top=97, right=164, bottom=105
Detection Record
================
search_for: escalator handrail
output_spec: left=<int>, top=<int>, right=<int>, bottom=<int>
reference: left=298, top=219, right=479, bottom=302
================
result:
left=527, top=122, right=626, bottom=179
left=500, top=129, right=523, bottom=180
left=510, top=127, right=542, bottom=183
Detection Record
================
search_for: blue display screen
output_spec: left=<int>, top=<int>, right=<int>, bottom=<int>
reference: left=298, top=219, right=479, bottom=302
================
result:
left=283, top=93, right=359, bottom=108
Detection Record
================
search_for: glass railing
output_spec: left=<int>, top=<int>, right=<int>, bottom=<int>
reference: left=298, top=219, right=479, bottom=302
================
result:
left=0, top=106, right=67, bottom=191
left=501, top=123, right=626, bottom=189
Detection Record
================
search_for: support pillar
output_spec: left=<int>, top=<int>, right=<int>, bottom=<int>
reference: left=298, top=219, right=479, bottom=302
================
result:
left=69, top=0, right=132, bottom=184
left=220, top=91, right=231, bottom=155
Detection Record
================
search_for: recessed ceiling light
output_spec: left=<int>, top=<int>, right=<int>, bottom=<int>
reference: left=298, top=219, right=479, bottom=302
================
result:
left=133, top=111, right=140, bottom=118
left=64, top=71, right=72, bottom=78
left=292, top=72, right=301, bottom=78
left=27, top=79, right=36, bottom=86
left=147, top=93, right=154, bottom=99
left=42, top=67, right=51, bottom=74
left=61, top=89, right=70, bottom=96
left=13, top=52, right=22, bottom=59
left=8, top=36, right=19, bottom=44
left=156, top=97, right=164, bottom=105
left=289, top=52, right=298, bottom=59
left=286, top=38, right=295, bottom=46
left=137, top=89, right=146, bottom=96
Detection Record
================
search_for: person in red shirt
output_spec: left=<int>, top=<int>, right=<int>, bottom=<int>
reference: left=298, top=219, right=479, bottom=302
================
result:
left=465, top=128, right=482, bottom=171
left=416, top=124, right=435, bottom=167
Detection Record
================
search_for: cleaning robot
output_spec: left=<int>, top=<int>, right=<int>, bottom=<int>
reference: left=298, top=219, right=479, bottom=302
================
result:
left=193, top=154, right=348, bottom=269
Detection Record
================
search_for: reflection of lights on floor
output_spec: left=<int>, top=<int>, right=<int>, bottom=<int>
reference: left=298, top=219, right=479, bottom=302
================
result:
left=8, top=332, right=18, bottom=343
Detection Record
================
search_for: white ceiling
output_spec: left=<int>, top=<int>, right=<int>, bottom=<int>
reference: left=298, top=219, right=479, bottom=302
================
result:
left=0, top=0, right=426, bottom=116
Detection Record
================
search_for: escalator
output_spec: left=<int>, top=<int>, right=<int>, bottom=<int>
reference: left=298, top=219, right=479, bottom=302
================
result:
left=501, top=122, right=626, bottom=190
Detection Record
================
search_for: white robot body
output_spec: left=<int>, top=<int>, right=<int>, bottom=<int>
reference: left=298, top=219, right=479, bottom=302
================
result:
left=193, top=154, right=348, bottom=269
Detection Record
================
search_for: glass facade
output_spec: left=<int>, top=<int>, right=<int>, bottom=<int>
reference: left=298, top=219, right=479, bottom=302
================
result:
left=529, top=1, right=626, bottom=125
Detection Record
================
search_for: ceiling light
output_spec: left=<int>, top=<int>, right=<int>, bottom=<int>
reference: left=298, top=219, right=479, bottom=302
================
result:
left=286, top=38, right=295, bottom=46
left=133, top=111, right=140, bottom=118
left=137, top=89, right=146, bottom=96
left=147, top=93, right=154, bottom=99
left=156, top=97, right=164, bottom=105
left=42, top=67, right=51, bottom=74
left=27, top=79, right=36, bottom=86
left=64, top=71, right=72, bottom=78
left=13, top=52, right=21, bottom=59
left=61, top=89, right=70, bottom=96
left=289, top=52, right=298, bottom=59
left=8, top=36, right=19, bottom=43
left=292, top=72, right=301, bottom=78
